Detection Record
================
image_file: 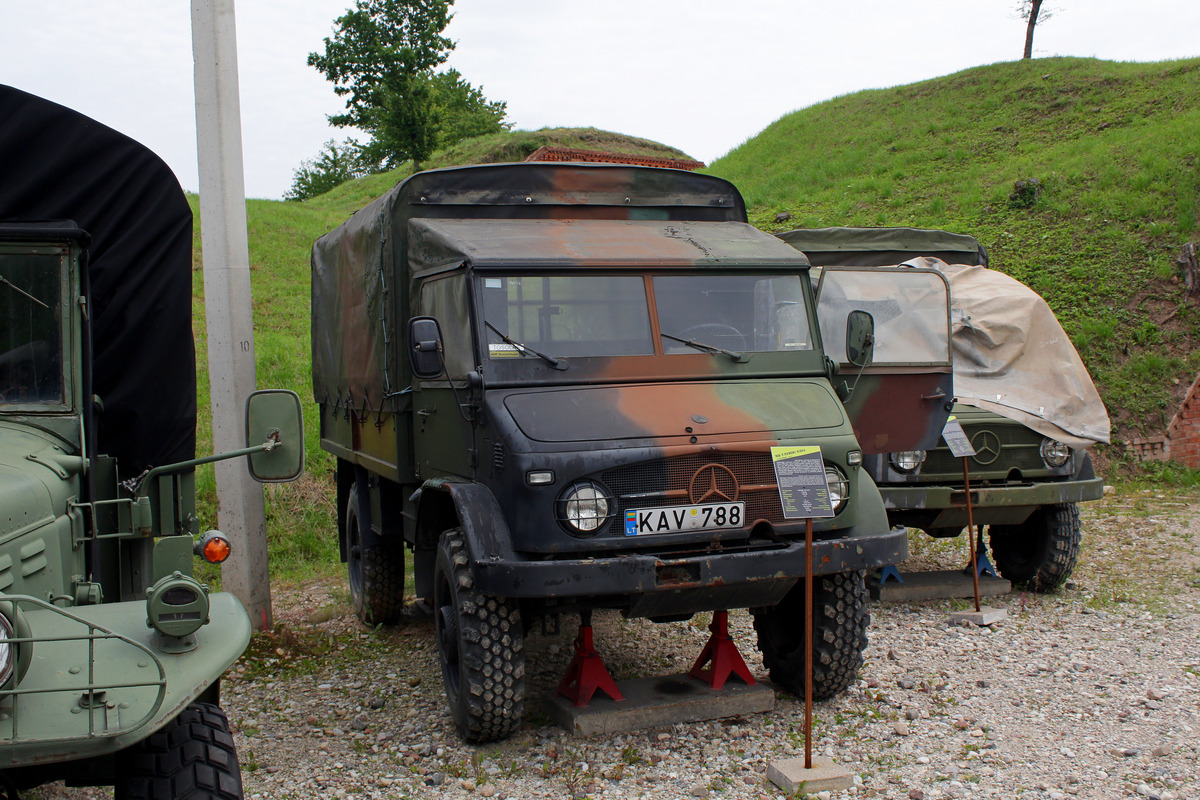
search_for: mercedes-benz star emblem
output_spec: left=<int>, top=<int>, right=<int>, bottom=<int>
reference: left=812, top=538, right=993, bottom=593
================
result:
left=689, top=464, right=739, bottom=504
left=970, top=430, right=1002, bottom=465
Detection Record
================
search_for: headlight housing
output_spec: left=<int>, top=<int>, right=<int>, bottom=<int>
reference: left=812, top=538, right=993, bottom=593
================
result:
left=0, top=612, right=14, bottom=688
left=557, top=480, right=614, bottom=535
left=1040, top=438, right=1072, bottom=468
left=825, top=465, right=850, bottom=513
left=889, top=450, right=927, bottom=474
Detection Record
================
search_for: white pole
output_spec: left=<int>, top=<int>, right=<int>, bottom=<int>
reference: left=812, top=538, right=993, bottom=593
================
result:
left=191, top=0, right=271, bottom=629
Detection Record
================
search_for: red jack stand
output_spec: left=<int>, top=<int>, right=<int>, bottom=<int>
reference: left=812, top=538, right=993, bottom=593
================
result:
left=556, top=611, right=624, bottom=707
left=689, top=610, right=756, bottom=689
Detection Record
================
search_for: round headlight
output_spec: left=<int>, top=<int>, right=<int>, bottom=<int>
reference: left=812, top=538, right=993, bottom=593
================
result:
left=557, top=480, right=613, bottom=535
left=0, top=613, right=14, bottom=688
left=1040, top=438, right=1071, bottom=468
left=889, top=450, right=927, bottom=474
left=825, top=465, right=850, bottom=513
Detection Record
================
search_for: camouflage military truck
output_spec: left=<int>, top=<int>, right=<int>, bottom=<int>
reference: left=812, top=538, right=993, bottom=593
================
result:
left=0, top=86, right=303, bottom=798
left=311, top=163, right=958, bottom=742
left=779, top=227, right=1108, bottom=592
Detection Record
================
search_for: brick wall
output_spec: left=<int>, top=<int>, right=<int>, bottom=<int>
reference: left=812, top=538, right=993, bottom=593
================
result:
left=1128, top=372, right=1200, bottom=468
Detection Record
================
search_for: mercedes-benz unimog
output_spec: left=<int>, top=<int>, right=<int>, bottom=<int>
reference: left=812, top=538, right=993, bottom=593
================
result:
left=780, top=227, right=1108, bottom=592
left=0, top=85, right=304, bottom=798
left=311, top=162, right=958, bottom=742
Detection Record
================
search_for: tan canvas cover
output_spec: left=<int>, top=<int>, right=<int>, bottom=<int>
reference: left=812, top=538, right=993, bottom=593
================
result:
left=902, top=257, right=1110, bottom=448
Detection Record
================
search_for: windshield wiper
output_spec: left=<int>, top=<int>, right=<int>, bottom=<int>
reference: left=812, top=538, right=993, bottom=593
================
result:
left=485, top=321, right=568, bottom=370
left=0, top=276, right=49, bottom=309
left=661, top=332, right=752, bottom=363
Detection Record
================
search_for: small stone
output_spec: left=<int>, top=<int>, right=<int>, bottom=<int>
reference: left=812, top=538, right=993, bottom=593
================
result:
left=690, top=784, right=709, bottom=798
left=909, top=790, right=925, bottom=800
left=1147, top=688, right=1167, bottom=701
left=1151, top=744, right=1173, bottom=757
left=893, top=721, right=910, bottom=736
left=407, top=677, right=421, bottom=688
left=461, top=779, right=476, bottom=791
left=479, top=786, right=496, bottom=797
left=905, top=708, right=920, bottom=720
left=265, top=766, right=282, bottom=774
left=369, top=697, right=386, bottom=709
left=305, top=715, right=319, bottom=726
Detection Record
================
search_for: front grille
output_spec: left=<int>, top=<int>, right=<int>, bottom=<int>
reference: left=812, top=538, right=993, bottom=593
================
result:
left=600, top=452, right=786, bottom=528
left=922, top=424, right=1046, bottom=479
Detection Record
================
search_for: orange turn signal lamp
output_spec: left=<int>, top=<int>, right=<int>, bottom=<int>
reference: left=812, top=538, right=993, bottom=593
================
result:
left=194, top=530, right=233, bottom=564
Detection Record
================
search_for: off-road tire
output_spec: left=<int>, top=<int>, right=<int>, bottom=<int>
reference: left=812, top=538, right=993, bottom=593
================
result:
left=752, top=570, right=870, bottom=700
left=989, top=502, right=1081, bottom=592
left=346, top=492, right=404, bottom=625
left=433, top=528, right=524, bottom=743
left=115, top=702, right=242, bottom=800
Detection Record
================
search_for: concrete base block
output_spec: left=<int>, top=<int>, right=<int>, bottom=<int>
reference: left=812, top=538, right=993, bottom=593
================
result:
left=949, top=606, right=1008, bottom=626
left=871, top=569, right=1011, bottom=602
left=542, top=673, right=774, bottom=737
left=767, top=755, right=854, bottom=793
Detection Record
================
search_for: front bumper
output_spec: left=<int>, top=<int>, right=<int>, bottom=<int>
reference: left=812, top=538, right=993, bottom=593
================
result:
left=0, top=592, right=250, bottom=771
left=474, top=524, right=908, bottom=618
left=881, top=477, right=1104, bottom=530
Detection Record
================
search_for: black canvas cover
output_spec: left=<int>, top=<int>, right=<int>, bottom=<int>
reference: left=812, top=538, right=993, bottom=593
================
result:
left=0, top=85, right=196, bottom=473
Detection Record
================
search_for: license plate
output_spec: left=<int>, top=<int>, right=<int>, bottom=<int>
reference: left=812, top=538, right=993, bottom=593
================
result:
left=624, top=502, right=745, bottom=536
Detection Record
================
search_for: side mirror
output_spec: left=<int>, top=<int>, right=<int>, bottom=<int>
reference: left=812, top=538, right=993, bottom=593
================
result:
left=245, top=389, right=305, bottom=482
left=408, top=316, right=445, bottom=379
left=846, top=310, right=875, bottom=368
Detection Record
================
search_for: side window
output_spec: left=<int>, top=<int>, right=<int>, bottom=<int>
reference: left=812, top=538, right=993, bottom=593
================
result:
left=419, top=275, right=473, bottom=378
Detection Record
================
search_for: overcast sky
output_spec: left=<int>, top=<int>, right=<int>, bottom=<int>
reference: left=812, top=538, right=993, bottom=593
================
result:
left=3, top=1, right=1198, bottom=200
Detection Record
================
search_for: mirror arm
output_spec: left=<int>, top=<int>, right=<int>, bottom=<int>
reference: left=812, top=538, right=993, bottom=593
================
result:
left=131, top=439, right=277, bottom=497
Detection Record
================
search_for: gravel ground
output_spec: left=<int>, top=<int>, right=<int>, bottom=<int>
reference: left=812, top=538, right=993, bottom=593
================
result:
left=30, top=489, right=1200, bottom=800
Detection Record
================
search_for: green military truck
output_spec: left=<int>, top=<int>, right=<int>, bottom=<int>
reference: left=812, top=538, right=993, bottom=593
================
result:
left=780, top=227, right=1108, bottom=592
left=0, top=86, right=303, bottom=798
left=311, top=163, right=956, bottom=742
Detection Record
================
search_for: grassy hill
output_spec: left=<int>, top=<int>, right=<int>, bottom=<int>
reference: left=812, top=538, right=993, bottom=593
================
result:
left=708, top=56, right=1200, bottom=451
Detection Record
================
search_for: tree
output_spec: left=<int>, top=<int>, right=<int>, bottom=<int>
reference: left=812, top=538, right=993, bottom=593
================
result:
left=429, top=68, right=510, bottom=148
left=285, top=139, right=368, bottom=201
left=308, top=0, right=508, bottom=171
left=1018, top=0, right=1053, bottom=60
left=308, top=0, right=453, bottom=171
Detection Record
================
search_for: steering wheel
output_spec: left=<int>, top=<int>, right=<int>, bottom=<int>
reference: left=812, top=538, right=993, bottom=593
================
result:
left=679, top=323, right=748, bottom=351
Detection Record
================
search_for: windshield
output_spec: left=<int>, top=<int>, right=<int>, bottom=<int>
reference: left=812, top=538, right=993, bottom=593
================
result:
left=479, top=272, right=814, bottom=362
left=0, top=252, right=65, bottom=406
left=654, top=274, right=812, bottom=355
left=816, top=268, right=951, bottom=365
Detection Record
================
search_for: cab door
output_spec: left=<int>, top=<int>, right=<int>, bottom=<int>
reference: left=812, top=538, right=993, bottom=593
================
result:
left=815, top=266, right=953, bottom=453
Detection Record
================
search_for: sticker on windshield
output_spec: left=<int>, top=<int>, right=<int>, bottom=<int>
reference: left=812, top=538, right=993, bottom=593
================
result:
left=488, top=343, right=520, bottom=358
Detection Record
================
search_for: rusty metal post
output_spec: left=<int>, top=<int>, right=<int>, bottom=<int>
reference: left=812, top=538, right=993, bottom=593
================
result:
left=962, top=456, right=982, bottom=613
left=805, top=516, right=814, bottom=769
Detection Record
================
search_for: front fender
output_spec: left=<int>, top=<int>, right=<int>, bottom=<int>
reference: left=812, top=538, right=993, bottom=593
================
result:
left=0, top=592, right=250, bottom=769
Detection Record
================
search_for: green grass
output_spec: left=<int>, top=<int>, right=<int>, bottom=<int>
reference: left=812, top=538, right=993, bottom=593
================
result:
left=707, top=56, right=1200, bottom=449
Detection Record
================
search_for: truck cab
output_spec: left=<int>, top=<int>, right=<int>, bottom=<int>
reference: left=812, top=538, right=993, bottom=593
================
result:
left=0, top=87, right=302, bottom=798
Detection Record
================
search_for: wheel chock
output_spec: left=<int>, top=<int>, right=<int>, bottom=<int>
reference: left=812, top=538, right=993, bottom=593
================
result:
left=689, top=610, right=756, bottom=690
left=556, top=623, right=624, bottom=706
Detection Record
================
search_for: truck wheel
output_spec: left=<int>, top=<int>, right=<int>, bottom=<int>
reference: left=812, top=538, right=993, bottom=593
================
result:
left=115, top=702, right=242, bottom=800
left=346, top=491, right=404, bottom=624
left=989, top=502, right=1081, bottom=592
left=433, top=528, right=524, bottom=743
left=752, top=571, right=869, bottom=700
